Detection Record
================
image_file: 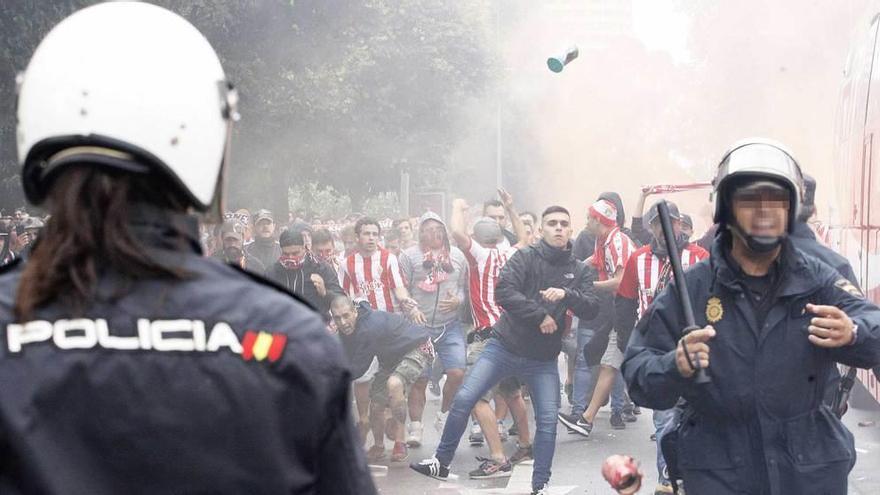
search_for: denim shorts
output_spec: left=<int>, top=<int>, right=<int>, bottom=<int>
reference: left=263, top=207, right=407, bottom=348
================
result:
left=370, top=346, right=432, bottom=407
left=419, top=319, right=466, bottom=377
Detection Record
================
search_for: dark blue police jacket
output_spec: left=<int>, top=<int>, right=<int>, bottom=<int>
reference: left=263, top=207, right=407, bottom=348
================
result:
left=622, top=235, right=880, bottom=495
left=0, top=208, right=376, bottom=495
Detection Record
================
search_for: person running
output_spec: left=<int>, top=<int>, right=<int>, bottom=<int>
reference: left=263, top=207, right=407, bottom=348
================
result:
left=331, top=295, right=434, bottom=463
left=411, top=206, right=599, bottom=495
left=560, top=199, right=636, bottom=435
left=450, top=190, right=534, bottom=479
left=3, top=3, right=374, bottom=493
left=399, top=212, right=467, bottom=444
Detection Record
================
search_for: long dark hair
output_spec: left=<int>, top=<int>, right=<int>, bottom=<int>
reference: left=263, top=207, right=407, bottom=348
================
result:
left=15, top=166, right=188, bottom=320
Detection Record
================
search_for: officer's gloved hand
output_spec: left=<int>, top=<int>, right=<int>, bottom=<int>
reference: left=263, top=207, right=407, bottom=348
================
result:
left=676, top=326, right=716, bottom=378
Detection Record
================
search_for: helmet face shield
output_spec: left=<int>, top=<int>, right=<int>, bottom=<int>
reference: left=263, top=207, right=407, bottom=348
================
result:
left=712, top=139, right=803, bottom=231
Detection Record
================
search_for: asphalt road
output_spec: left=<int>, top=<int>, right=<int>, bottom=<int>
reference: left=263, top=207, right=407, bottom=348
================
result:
left=369, top=383, right=880, bottom=495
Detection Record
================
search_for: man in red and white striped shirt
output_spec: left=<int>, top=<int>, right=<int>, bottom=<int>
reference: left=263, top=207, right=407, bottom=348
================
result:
left=614, top=201, right=708, bottom=494
left=340, top=217, right=418, bottom=447
left=340, top=217, right=416, bottom=314
left=560, top=198, right=638, bottom=437
left=447, top=193, right=535, bottom=476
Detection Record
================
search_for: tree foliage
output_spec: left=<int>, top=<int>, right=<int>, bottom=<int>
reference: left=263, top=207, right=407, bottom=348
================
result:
left=0, top=0, right=498, bottom=214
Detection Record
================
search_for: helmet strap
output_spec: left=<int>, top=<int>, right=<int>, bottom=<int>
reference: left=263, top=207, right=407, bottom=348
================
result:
left=728, top=221, right=784, bottom=254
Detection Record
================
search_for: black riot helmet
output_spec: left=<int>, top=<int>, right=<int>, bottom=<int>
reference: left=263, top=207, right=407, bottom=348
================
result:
left=712, top=138, right=803, bottom=253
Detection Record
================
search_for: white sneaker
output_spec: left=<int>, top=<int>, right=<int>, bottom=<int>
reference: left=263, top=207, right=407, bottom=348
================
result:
left=406, top=421, right=423, bottom=448
left=497, top=420, right=509, bottom=442
left=434, top=411, right=449, bottom=432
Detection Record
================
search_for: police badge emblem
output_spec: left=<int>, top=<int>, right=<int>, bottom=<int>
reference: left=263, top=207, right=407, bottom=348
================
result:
left=706, top=296, right=723, bottom=323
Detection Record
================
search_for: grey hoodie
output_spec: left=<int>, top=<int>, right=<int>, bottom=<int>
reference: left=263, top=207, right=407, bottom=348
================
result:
left=398, top=212, right=467, bottom=327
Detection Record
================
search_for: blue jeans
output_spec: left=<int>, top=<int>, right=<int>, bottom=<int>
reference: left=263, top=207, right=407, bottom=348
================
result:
left=653, top=408, right=676, bottom=483
left=435, top=338, right=560, bottom=490
left=571, top=327, right=626, bottom=416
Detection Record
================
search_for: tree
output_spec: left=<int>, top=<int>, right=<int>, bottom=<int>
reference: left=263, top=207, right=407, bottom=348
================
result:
left=0, top=0, right=499, bottom=215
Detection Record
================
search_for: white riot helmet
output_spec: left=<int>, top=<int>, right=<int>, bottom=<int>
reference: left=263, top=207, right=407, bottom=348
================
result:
left=712, top=138, right=803, bottom=252
left=16, top=2, right=238, bottom=212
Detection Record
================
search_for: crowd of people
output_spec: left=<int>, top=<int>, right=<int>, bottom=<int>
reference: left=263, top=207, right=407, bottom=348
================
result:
left=6, top=147, right=878, bottom=495
left=178, top=170, right=814, bottom=495
left=5, top=4, right=880, bottom=495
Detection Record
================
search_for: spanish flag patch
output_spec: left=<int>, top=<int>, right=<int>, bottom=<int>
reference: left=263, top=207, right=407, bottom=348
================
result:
left=241, top=330, right=288, bottom=362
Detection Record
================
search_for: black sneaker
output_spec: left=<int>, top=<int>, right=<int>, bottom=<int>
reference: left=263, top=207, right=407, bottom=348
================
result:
left=410, top=457, right=451, bottom=481
left=510, top=443, right=534, bottom=464
left=532, top=483, right=550, bottom=495
left=508, top=422, right=519, bottom=436
left=610, top=412, right=626, bottom=430
left=558, top=413, right=592, bottom=438
left=557, top=412, right=579, bottom=433
left=633, top=405, right=642, bottom=415
left=621, top=409, right=638, bottom=423
left=468, top=456, right=512, bottom=479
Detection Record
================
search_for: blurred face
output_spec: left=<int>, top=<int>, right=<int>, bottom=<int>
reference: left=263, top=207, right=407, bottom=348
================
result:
left=681, top=223, right=694, bottom=239
left=255, top=218, right=275, bottom=239
left=586, top=215, right=602, bottom=237
left=731, top=182, right=789, bottom=239
left=330, top=301, right=358, bottom=335
left=385, top=238, right=400, bottom=256
left=222, top=235, right=242, bottom=251
left=523, top=223, right=535, bottom=243
left=484, top=205, right=507, bottom=226
left=342, top=230, right=357, bottom=253
left=419, top=220, right=445, bottom=250
left=314, top=240, right=336, bottom=262
left=396, top=221, right=413, bottom=242
left=541, top=212, right=572, bottom=248
left=357, top=224, right=380, bottom=253
left=222, top=235, right=243, bottom=261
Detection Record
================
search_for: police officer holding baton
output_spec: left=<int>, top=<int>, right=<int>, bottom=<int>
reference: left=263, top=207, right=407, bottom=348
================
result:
left=622, top=138, right=880, bottom=495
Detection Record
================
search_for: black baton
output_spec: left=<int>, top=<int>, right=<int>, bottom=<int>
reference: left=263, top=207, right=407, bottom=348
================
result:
left=657, top=201, right=711, bottom=384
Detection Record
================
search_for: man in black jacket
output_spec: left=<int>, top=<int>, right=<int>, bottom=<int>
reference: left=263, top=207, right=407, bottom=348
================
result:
left=792, top=175, right=858, bottom=285
left=412, top=206, right=599, bottom=495
left=267, top=229, right=342, bottom=320
left=244, top=209, right=281, bottom=269
left=332, top=296, right=433, bottom=463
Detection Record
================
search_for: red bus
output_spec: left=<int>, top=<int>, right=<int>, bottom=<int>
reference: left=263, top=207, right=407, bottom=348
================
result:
left=833, top=12, right=880, bottom=407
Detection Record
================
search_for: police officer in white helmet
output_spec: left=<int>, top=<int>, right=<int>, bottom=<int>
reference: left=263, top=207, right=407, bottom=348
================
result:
left=3, top=3, right=375, bottom=494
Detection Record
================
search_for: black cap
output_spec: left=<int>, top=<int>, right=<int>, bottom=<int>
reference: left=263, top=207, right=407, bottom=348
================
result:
left=645, top=200, right=680, bottom=225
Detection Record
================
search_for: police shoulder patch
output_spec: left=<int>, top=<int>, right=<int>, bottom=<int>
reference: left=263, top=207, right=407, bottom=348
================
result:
left=834, top=278, right=863, bottom=298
